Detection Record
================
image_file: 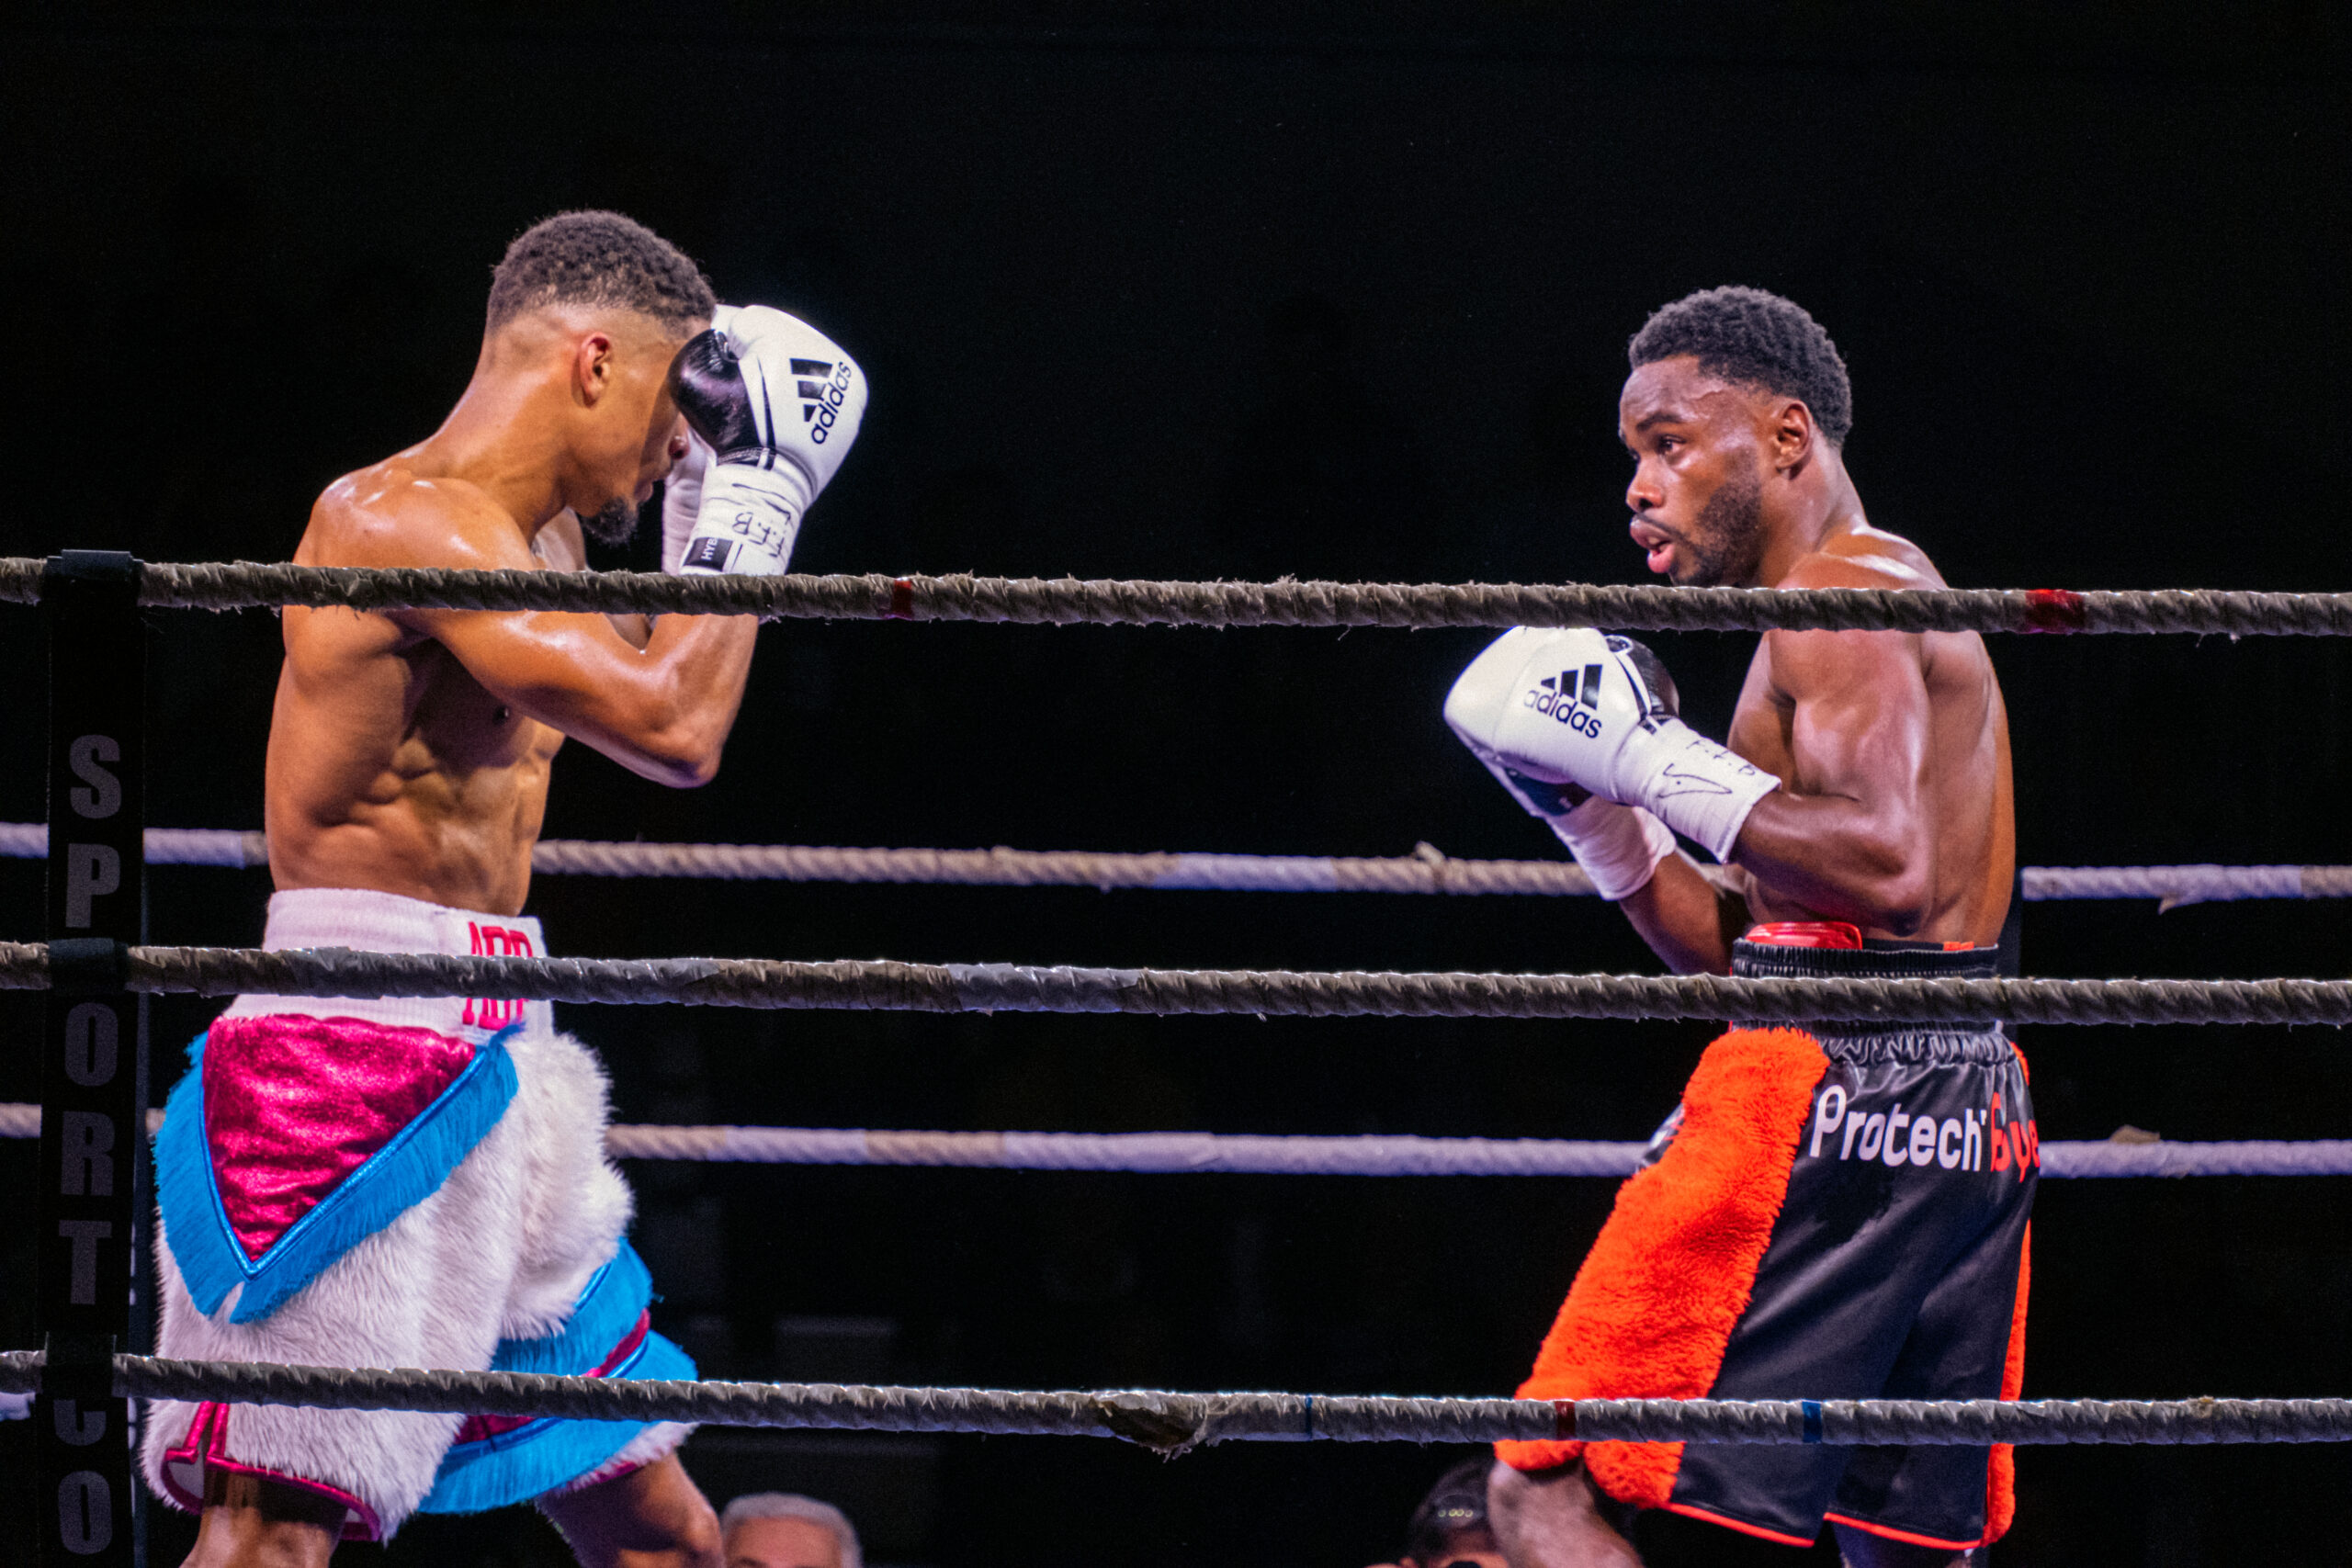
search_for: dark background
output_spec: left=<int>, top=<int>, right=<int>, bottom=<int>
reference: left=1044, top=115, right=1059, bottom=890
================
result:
left=1, top=3, right=2348, bottom=1562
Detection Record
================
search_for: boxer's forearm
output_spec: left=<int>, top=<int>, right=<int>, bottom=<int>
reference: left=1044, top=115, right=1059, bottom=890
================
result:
left=1617, top=851, right=1747, bottom=975
left=1728, top=788, right=1928, bottom=935
left=605, top=613, right=761, bottom=784
left=449, top=609, right=762, bottom=788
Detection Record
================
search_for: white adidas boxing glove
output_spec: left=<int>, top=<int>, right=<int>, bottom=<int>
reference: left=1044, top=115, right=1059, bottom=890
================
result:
left=665, top=304, right=866, bottom=576
left=1444, top=626, right=1780, bottom=872
left=1442, top=673, right=1678, bottom=904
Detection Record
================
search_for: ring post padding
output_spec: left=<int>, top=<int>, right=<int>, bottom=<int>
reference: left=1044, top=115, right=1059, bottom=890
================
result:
left=37, top=553, right=147, bottom=1568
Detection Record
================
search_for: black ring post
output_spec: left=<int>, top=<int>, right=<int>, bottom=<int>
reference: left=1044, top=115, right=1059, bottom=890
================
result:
left=37, top=554, right=147, bottom=1566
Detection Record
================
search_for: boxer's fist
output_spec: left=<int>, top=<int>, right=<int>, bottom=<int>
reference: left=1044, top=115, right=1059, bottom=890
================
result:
left=1442, top=626, right=1676, bottom=897
left=1444, top=626, right=1779, bottom=864
left=666, top=305, right=866, bottom=576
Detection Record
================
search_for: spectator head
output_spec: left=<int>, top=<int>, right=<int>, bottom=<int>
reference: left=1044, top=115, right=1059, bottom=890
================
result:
left=719, top=1493, right=863, bottom=1568
left=1401, top=1458, right=1505, bottom=1568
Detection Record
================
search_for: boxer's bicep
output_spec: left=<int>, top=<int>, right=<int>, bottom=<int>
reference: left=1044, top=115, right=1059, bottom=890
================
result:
left=1772, top=627, right=1932, bottom=820
left=425, top=607, right=712, bottom=767
left=1734, top=629, right=1937, bottom=928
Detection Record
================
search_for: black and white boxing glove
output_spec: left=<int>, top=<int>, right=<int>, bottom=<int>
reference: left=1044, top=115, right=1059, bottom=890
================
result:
left=1445, top=626, right=1781, bottom=896
left=664, top=305, right=866, bottom=576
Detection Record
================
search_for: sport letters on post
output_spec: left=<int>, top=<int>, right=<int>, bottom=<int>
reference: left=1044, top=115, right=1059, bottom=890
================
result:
left=37, top=554, right=148, bottom=1566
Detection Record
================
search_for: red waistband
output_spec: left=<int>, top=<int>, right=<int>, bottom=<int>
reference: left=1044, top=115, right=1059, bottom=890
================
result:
left=1743, top=922, right=1982, bottom=953
left=1744, top=921, right=1862, bottom=950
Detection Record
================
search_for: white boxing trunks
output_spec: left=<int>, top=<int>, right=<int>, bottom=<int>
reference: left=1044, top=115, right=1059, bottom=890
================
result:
left=142, top=887, right=695, bottom=1540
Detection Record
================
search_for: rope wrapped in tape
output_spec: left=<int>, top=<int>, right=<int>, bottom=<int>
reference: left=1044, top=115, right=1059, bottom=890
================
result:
left=0, top=1351, right=2346, bottom=1450
left=2, top=1105, right=2344, bottom=1175
left=13, top=820, right=2352, bottom=908
left=9, top=821, right=2352, bottom=906
left=10, top=557, right=2352, bottom=635
left=589, top=1127, right=2352, bottom=1178
left=3, top=942, right=2352, bottom=1024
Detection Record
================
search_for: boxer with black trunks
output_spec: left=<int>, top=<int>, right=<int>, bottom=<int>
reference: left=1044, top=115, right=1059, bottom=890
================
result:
left=1444, top=288, right=2032, bottom=1565
left=144, top=211, right=866, bottom=1566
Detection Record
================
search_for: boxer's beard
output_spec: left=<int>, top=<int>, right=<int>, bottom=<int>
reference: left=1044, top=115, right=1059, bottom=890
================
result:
left=581, top=498, right=640, bottom=547
left=1677, top=465, right=1767, bottom=587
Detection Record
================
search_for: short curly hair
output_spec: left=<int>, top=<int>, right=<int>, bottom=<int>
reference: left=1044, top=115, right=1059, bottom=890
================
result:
left=484, top=210, right=715, bottom=336
left=1628, top=286, right=1852, bottom=446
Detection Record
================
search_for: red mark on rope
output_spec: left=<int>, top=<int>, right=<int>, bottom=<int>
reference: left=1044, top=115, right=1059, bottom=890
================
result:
left=2021, top=589, right=2087, bottom=634
left=1554, top=1401, right=1577, bottom=1439
left=888, top=578, right=916, bottom=620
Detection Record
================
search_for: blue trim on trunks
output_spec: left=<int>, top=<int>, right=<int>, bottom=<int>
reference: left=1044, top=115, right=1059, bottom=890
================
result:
left=422, top=1239, right=688, bottom=1515
left=156, top=1022, right=521, bottom=1325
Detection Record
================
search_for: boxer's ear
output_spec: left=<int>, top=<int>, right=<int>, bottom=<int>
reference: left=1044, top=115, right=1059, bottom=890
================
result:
left=1765, top=395, right=1818, bottom=473
left=571, top=331, right=616, bottom=408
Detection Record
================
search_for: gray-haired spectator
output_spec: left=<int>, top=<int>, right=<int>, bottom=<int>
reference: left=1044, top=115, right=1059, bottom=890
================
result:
left=720, top=1493, right=863, bottom=1568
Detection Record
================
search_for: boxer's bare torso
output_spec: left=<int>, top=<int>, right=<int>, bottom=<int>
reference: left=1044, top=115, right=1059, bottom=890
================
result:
left=266, top=305, right=756, bottom=918
left=1719, top=529, right=2013, bottom=940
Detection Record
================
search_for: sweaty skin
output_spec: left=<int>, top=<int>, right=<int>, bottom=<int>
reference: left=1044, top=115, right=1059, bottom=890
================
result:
left=199, top=303, right=738, bottom=1567
left=1612, top=355, right=2014, bottom=976
left=266, top=304, right=758, bottom=918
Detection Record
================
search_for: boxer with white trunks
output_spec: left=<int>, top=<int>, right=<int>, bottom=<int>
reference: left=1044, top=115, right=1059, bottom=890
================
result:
left=144, top=210, right=865, bottom=1566
left=1444, top=288, right=2029, bottom=1566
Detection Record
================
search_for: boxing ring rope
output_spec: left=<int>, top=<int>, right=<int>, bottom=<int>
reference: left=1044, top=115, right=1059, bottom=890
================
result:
left=2, top=822, right=2343, bottom=906
left=0, top=1350, right=2346, bottom=1450
left=12, top=556, right=2352, bottom=635
left=17, top=557, right=2352, bottom=1543
left=0, top=1104, right=2340, bottom=1177
left=3, top=940, right=2351, bottom=1026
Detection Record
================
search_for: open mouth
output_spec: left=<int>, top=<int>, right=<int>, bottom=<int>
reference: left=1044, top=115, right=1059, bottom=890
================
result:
left=1629, top=518, right=1678, bottom=576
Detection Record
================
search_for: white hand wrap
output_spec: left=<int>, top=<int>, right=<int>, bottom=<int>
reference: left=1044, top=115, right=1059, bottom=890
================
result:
left=662, top=306, right=736, bottom=576
left=661, top=431, right=714, bottom=575
left=1551, top=797, right=1679, bottom=901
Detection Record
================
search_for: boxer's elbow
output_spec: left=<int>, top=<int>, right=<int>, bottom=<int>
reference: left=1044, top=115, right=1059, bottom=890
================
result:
left=1865, top=880, right=1930, bottom=937
left=1854, top=849, right=1931, bottom=934
left=608, top=695, right=729, bottom=785
left=634, top=722, right=726, bottom=787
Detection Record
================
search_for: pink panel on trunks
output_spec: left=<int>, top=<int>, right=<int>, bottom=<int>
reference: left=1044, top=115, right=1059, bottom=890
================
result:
left=202, top=1013, right=478, bottom=1260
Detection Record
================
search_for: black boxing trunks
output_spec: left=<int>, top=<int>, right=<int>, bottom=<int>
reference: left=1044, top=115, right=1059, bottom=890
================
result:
left=1498, top=923, right=2037, bottom=1551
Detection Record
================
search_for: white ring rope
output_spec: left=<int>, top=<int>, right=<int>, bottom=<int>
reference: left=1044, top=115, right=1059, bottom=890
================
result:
left=0, top=823, right=2337, bottom=907
left=0, top=1106, right=2335, bottom=1178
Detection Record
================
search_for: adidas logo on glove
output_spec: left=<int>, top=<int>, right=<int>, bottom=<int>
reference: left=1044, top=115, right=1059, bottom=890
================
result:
left=1527, top=663, right=1607, bottom=738
left=792, top=357, right=856, bottom=444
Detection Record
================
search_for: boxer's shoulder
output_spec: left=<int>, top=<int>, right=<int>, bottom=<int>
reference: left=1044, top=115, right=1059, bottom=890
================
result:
left=1779, top=522, right=1946, bottom=594
left=300, top=456, right=534, bottom=575
left=1749, top=529, right=1950, bottom=704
